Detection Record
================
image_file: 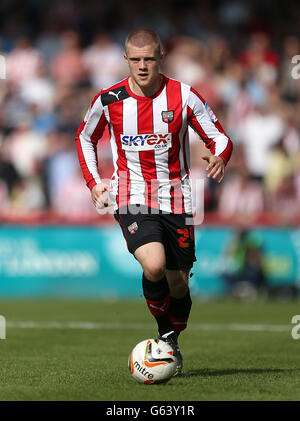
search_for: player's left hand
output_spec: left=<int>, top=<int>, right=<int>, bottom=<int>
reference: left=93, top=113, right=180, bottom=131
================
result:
left=201, top=155, right=225, bottom=183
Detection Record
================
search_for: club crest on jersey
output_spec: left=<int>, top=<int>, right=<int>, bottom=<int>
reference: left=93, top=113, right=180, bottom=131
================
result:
left=161, top=110, right=174, bottom=123
left=120, top=133, right=172, bottom=151
left=128, top=222, right=138, bottom=234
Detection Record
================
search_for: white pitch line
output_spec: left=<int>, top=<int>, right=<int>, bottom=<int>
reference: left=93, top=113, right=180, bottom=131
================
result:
left=5, top=321, right=290, bottom=332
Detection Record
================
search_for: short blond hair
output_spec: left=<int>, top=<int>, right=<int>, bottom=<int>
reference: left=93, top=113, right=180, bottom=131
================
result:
left=125, top=28, right=162, bottom=56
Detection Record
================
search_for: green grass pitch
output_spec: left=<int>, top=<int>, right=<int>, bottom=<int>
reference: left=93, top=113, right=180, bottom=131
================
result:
left=0, top=299, right=299, bottom=401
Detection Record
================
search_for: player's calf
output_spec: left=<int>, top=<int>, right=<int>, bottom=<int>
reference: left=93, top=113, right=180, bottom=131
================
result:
left=142, top=274, right=174, bottom=336
left=166, top=269, right=192, bottom=336
left=169, top=290, right=192, bottom=337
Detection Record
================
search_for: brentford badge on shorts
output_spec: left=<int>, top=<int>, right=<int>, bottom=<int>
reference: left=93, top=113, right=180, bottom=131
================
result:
left=128, top=222, right=138, bottom=234
left=161, top=110, right=174, bottom=123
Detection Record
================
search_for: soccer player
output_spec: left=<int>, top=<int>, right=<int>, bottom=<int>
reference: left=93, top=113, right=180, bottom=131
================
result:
left=76, top=28, right=232, bottom=375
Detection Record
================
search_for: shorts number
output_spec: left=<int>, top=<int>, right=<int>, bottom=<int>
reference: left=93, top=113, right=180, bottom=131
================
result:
left=177, top=227, right=194, bottom=248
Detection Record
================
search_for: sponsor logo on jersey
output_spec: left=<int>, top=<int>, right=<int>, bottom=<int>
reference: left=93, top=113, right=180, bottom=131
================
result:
left=108, top=90, right=122, bottom=100
left=161, top=110, right=174, bottom=123
left=120, top=133, right=172, bottom=151
left=101, top=86, right=130, bottom=106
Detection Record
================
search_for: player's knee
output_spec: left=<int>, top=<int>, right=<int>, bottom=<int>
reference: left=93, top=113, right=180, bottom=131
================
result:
left=143, top=263, right=166, bottom=282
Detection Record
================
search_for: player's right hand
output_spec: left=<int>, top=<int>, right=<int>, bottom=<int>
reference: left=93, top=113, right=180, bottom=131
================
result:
left=91, top=183, right=113, bottom=208
left=201, top=155, right=225, bottom=183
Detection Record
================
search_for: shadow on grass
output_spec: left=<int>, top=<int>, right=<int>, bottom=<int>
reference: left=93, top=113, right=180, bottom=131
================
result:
left=183, top=368, right=299, bottom=378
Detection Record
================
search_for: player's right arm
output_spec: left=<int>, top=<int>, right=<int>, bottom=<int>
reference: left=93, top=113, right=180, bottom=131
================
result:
left=75, top=92, right=110, bottom=206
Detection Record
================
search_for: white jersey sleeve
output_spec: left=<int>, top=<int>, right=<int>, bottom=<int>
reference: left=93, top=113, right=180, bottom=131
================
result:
left=187, top=87, right=232, bottom=164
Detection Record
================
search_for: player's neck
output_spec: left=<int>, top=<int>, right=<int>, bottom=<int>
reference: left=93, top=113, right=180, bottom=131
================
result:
left=128, top=75, right=162, bottom=97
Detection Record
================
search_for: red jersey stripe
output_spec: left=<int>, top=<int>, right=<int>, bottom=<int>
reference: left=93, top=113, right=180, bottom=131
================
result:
left=188, top=88, right=232, bottom=164
left=190, top=87, right=206, bottom=105
left=108, top=101, right=130, bottom=208
left=91, top=112, right=108, bottom=144
left=187, top=105, right=216, bottom=154
left=166, top=79, right=184, bottom=213
left=213, top=120, right=233, bottom=164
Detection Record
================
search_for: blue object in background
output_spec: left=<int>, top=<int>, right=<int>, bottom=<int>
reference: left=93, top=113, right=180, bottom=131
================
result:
left=0, top=226, right=299, bottom=298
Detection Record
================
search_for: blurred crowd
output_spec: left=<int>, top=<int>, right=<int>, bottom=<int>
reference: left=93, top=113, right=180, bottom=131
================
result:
left=0, top=0, right=300, bottom=225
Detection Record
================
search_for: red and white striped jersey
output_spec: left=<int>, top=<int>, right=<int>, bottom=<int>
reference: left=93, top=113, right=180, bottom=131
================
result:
left=76, top=74, right=232, bottom=213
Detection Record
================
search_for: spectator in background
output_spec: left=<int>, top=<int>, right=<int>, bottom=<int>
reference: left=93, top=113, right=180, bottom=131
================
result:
left=50, top=31, right=87, bottom=85
left=19, top=63, right=56, bottom=135
left=241, top=103, right=285, bottom=180
left=238, top=32, right=280, bottom=88
left=20, top=63, right=54, bottom=115
left=163, top=35, right=221, bottom=112
left=53, top=84, right=83, bottom=131
left=163, top=36, right=207, bottom=87
left=36, top=20, right=62, bottom=67
left=218, top=159, right=265, bottom=222
left=83, top=32, right=127, bottom=90
left=268, top=174, right=300, bottom=225
left=295, top=162, right=300, bottom=209
left=281, top=105, right=300, bottom=156
left=1, top=81, right=29, bottom=132
left=208, top=36, right=232, bottom=75
left=5, top=115, right=46, bottom=179
left=4, top=115, right=46, bottom=211
left=43, top=127, right=79, bottom=208
left=222, top=228, right=265, bottom=299
left=0, top=137, right=21, bottom=212
left=264, top=137, right=297, bottom=196
left=52, top=167, right=97, bottom=218
left=189, top=132, right=211, bottom=214
left=6, top=36, right=43, bottom=88
left=224, top=62, right=254, bottom=141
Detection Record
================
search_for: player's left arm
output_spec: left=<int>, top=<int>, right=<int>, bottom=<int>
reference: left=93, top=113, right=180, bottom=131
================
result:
left=187, top=87, right=233, bottom=183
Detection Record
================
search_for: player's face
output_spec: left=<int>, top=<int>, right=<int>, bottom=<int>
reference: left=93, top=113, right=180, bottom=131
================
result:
left=124, top=43, right=162, bottom=94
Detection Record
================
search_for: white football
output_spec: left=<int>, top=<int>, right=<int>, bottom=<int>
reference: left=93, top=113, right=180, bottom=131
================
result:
left=128, top=338, right=177, bottom=384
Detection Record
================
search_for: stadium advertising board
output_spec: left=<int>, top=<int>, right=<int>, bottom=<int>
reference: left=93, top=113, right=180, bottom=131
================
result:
left=0, top=227, right=298, bottom=297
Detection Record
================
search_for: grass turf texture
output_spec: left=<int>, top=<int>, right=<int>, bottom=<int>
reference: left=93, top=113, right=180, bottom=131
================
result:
left=0, top=299, right=299, bottom=401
